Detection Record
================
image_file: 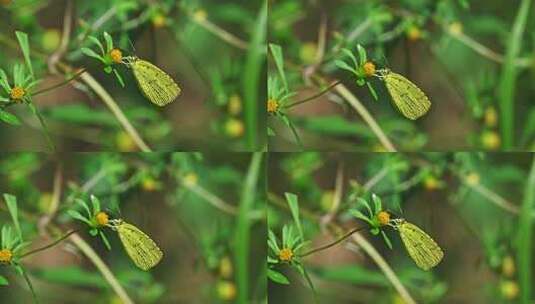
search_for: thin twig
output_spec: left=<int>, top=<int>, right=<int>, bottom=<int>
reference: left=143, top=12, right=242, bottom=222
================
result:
left=20, top=229, right=79, bottom=258
left=188, top=13, right=249, bottom=50
left=298, top=225, right=366, bottom=258
left=48, top=0, right=73, bottom=73
left=32, top=68, right=87, bottom=96
left=283, top=80, right=342, bottom=109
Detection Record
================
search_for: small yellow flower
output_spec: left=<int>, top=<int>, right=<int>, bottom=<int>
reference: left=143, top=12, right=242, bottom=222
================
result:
left=141, top=177, right=160, bottom=192
left=484, top=106, right=498, bottom=128
left=217, top=281, right=237, bottom=301
left=227, top=94, right=242, bottom=115
left=423, top=176, right=440, bottom=191
left=500, top=280, right=519, bottom=300
left=363, top=61, right=376, bottom=77
left=406, top=25, right=422, bottom=41
left=193, top=9, right=207, bottom=22
left=278, top=248, right=294, bottom=262
left=0, top=249, right=13, bottom=264
left=501, top=256, right=516, bottom=278
left=41, top=29, right=61, bottom=53
left=10, top=86, right=25, bottom=100
left=219, top=256, right=233, bottom=278
left=320, top=190, right=335, bottom=212
left=116, top=131, right=137, bottom=152
left=448, top=22, right=463, bottom=36
left=151, top=13, right=167, bottom=28
left=376, top=211, right=391, bottom=226
left=481, top=131, right=501, bottom=150
left=267, top=99, right=279, bottom=114
left=225, top=119, right=244, bottom=138
left=465, top=172, right=480, bottom=186
left=95, top=212, right=109, bottom=226
left=183, top=173, right=198, bottom=187
left=110, top=48, right=123, bottom=64
left=299, top=42, right=318, bottom=64
left=38, top=192, right=54, bottom=213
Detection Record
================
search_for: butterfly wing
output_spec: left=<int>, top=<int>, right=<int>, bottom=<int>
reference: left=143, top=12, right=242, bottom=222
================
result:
left=132, top=60, right=181, bottom=106
left=399, top=222, right=443, bottom=270
left=117, top=222, right=163, bottom=271
left=385, top=72, right=431, bottom=120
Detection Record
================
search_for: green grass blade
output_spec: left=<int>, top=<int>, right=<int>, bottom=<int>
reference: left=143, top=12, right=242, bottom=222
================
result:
left=3, top=193, right=22, bottom=240
left=15, top=31, right=34, bottom=79
left=498, top=0, right=531, bottom=149
left=517, top=157, right=535, bottom=304
left=243, top=1, right=267, bottom=150
left=235, top=152, right=263, bottom=304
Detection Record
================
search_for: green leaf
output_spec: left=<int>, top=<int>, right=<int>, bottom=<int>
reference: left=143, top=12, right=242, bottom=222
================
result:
left=356, top=44, right=367, bottom=66
left=0, top=275, right=8, bottom=286
left=67, top=210, right=92, bottom=226
left=90, top=195, right=101, bottom=213
left=103, top=32, right=113, bottom=52
left=3, top=194, right=22, bottom=240
left=81, top=48, right=105, bottom=63
left=0, top=110, right=21, bottom=126
left=113, top=69, right=125, bottom=87
left=334, top=60, right=357, bottom=74
left=267, top=268, right=290, bottom=284
left=15, top=31, right=33, bottom=79
left=366, top=81, right=378, bottom=101
left=269, top=43, right=288, bottom=93
left=284, top=193, right=304, bottom=240
left=99, top=231, right=111, bottom=250
left=88, top=36, right=105, bottom=55
left=0, top=68, right=11, bottom=93
left=341, top=48, right=357, bottom=68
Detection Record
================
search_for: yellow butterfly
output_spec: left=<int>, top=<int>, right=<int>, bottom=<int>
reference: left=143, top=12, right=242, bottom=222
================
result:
left=390, top=218, right=443, bottom=270
left=377, top=69, right=431, bottom=120
left=124, top=56, right=181, bottom=106
left=109, top=219, right=163, bottom=271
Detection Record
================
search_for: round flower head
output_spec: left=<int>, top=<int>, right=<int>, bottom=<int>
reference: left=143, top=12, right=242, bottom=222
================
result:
left=95, top=211, right=109, bottom=226
left=377, top=211, right=391, bottom=226
left=110, top=49, right=123, bottom=64
left=278, top=248, right=294, bottom=262
left=10, top=86, right=25, bottom=101
left=267, top=99, right=279, bottom=114
left=363, top=61, right=376, bottom=77
left=0, top=249, right=13, bottom=264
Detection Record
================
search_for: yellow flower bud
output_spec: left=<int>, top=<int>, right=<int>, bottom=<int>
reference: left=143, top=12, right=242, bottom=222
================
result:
left=500, top=280, right=519, bottom=300
left=183, top=173, right=198, bottom=187
left=465, top=172, right=480, bottom=186
left=227, top=94, right=242, bottom=115
left=300, top=42, right=318, bottom=64
left=151, top=13, right=167, bottom=28
left=217, top=281, right=237, bottom=301
left=481, top=131, right=501, bottom=150
left=501, top=255, right=515, bottom=278
left=363, top=61, right=376, bottom=77
left=278, top=248, right=294, bottom=262
left=95, top=212, right=109, bottom=226
left=484, top=106, right=498, bottom=127
left=377, top=211, right=391, bottom=226
left=267, top=99, right=279, bottom=114
left=193, top=9, right=207, bottom=22
left=110, top=49, right=123, bottom=64
left=406, top=25, right=422, bottom=41
left=0, top=249, right=13, bottom=264
left=10, top=86, right=25, bottom=100
left=219, top=256, right=233, bottom=278
left=225, top=119, right=244, bottom=138
left=448, top=22, right=463, bottom=36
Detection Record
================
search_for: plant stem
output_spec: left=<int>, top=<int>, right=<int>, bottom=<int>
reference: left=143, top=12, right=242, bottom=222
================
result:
left=298, top=226, right=366, bottom=258
left=77, top=71, right=152, bottom=152
left=498, top=0, right=531, bottom=149
left=31, top=68, right=87, bottom=96
left=235, top=152, right=263, bottom=304
left=188, top=13, right=249, bottom=50
left=17, top=264, right=39, bottom=303
left=69, top=233, right=134, bottom=304
left=20, top=229, right=79, bottom=259
left=334, top=84, right=397, bottom=152
left=283, top=80, right=342, bottom=109
left=518, top=157, right=535, bottom=304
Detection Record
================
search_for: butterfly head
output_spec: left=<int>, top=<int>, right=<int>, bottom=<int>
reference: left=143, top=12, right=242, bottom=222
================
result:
left=122, top=56, right=139, bottom=67
left=376, top=68, right=391, bottom=79
left=108, top=218, right=124, bottom=230
left=388, top=218, right=406, bottom=229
